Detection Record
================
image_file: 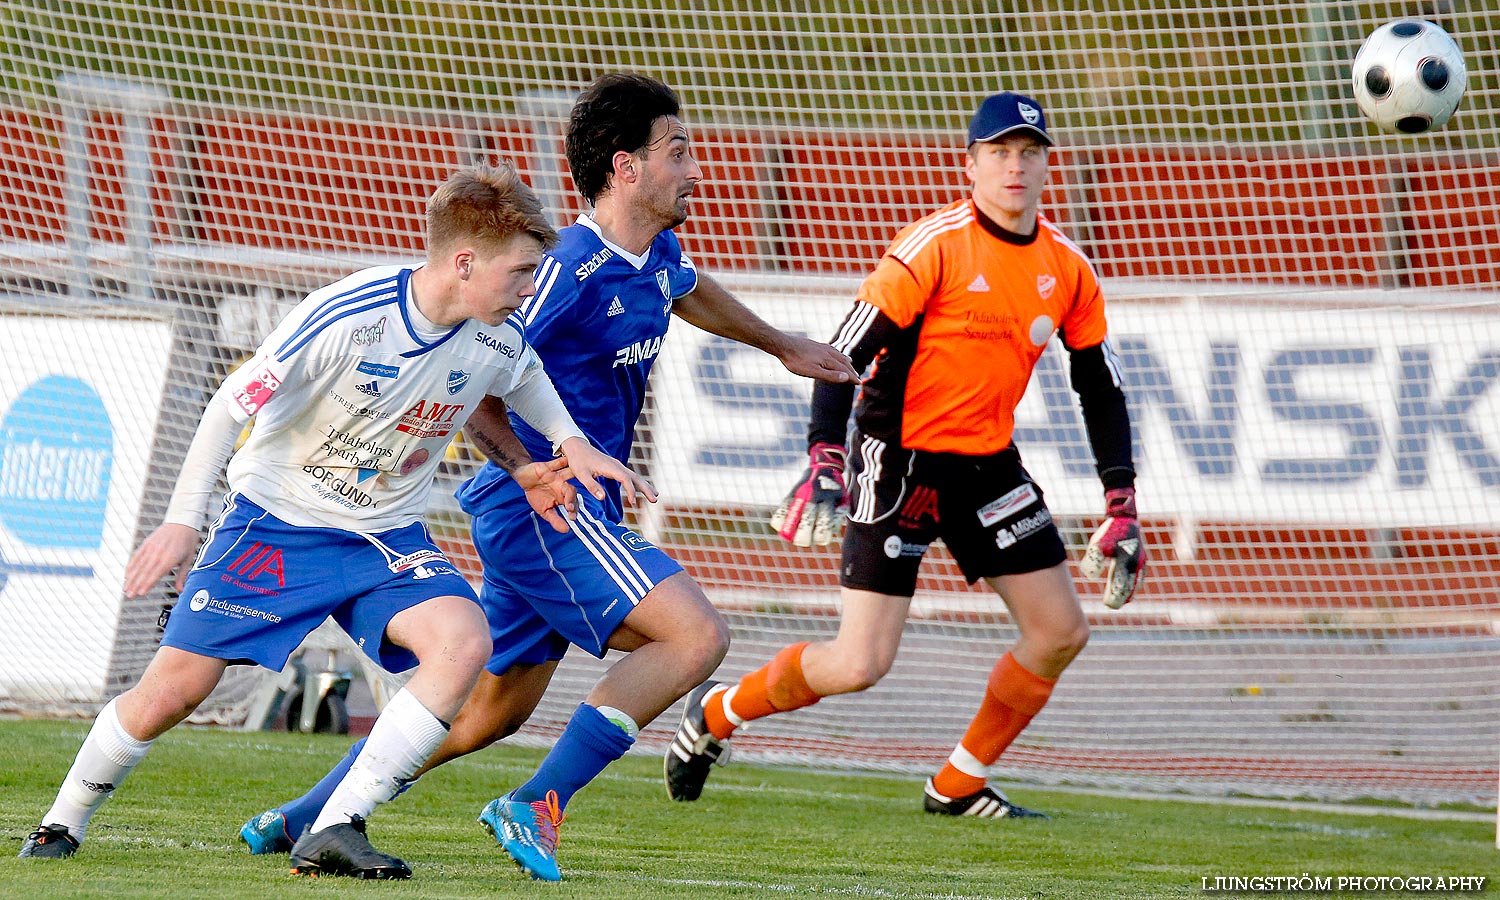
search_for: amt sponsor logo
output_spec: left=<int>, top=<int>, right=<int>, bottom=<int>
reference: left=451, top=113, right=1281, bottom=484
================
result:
left=0, top=376, right=111, bottom=595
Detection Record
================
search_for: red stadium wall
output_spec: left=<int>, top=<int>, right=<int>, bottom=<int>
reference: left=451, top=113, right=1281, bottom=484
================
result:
left=4, top=105, right=1498, bottom=286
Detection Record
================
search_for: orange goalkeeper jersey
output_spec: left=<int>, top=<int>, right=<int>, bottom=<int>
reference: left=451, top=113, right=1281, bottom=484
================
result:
left=853, top=198, right=1109, bottom=455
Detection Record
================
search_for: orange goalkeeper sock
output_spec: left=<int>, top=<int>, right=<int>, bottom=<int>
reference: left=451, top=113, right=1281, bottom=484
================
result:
left=702, top=641, right=820, bottom=741
left=931, top=652, right=1055, bottom=799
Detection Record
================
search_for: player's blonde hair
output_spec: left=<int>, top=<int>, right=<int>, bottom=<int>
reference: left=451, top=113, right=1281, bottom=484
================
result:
left=427, top=162, right=558, bottom=255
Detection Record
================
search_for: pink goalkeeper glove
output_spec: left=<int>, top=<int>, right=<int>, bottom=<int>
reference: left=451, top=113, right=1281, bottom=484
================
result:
left=1080, top=487, right=1145, bottom=609
left=770, top=442, right=848, bottom=547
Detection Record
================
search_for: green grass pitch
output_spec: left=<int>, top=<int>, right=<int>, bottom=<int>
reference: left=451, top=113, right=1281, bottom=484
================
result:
left=0, top=720, right=1492, bottom=899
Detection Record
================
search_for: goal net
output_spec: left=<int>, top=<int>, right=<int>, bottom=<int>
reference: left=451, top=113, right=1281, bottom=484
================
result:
left=0, top=1, right=1496, bottom=808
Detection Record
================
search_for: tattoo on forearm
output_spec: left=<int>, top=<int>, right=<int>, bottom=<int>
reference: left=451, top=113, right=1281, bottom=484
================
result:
left=468, top=428, right=528, bottom=473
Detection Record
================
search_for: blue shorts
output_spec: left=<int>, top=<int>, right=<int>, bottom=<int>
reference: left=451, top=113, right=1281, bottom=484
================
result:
left=161, top=493, right=478, bottom=672
left=461, top=478, right=682, bottom=675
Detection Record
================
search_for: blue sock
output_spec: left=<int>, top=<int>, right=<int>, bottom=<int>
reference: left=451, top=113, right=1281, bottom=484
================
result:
left=511, top=703, right=634, bottom=810
left=280, top=737, right=365, bottom=837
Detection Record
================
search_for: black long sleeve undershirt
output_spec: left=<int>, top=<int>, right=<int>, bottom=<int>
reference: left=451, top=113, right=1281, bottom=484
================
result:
left=1068, top=342, right=1136, bottom=490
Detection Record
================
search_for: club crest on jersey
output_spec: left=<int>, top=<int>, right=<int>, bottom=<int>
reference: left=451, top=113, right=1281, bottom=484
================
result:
left=1037, top=273, right=1056, bottom=299
left=655, top=268, right=671, bottom=298
left=447, top=370, right=470, bottom=394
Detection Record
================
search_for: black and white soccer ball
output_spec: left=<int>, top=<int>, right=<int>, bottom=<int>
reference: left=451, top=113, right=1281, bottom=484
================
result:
left=1352, top=19, right=1468, bottom=134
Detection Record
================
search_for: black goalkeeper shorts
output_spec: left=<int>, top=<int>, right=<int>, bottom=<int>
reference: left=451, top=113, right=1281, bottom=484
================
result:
left=840, top=432, right=1066, bottom=596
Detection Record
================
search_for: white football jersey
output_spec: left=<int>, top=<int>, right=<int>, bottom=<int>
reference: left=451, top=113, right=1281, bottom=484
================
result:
left=222, top=264, right=545, bottom=532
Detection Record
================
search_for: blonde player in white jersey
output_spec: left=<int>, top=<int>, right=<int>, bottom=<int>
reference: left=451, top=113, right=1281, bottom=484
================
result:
left=17, top=163, right=652, bottom=880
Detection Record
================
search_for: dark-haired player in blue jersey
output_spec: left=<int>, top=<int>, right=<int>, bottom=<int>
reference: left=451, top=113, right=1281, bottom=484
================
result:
left=239, top=72, right=858, bottom=881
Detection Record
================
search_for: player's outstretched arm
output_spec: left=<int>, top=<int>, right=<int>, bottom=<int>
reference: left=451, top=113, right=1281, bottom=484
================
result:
left=557, top=436, right=657, bottom=507
left=673, top=272, right=858, bottom=384
left=123, top=523, right=201, bottom=598
left=465, top=395, right=578, bottom=533
left=123, top=370, right=255, bottom=598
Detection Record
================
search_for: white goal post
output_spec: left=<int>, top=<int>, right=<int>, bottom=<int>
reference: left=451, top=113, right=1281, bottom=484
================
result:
left=0, top=2, right=1496, bottom=811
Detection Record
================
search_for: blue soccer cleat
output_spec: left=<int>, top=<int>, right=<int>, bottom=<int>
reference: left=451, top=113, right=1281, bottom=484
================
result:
left=477, top=790, right=564, bottom=881
left=239, top=808, right=295, bottom=855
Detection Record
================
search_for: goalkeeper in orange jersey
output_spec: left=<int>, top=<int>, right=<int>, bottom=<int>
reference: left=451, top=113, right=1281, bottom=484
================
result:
left=665, top=92, right=1144, bottom=818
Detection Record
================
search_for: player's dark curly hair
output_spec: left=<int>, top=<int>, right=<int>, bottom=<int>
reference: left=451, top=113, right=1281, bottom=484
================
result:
left=566, top=73, right=681, bottom=206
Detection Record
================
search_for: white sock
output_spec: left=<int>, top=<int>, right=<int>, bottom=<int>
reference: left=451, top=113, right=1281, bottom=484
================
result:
left=310, top=688, right=448, bottom=834
left=42, top=697, right=154, bottom=841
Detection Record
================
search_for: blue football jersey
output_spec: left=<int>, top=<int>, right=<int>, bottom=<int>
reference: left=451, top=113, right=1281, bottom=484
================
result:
left=458, top=215, right=698, bottom=521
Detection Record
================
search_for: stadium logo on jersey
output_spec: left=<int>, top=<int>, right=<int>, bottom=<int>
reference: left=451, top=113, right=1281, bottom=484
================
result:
left=1037, top=273, right=1056, bottom=300
left=224, top=540, right=286, bottom=589
left=967, top=274, right=991, bottom=292
left=350, top=316, right=388, bottom=347
left=356, top=361, right=400, bottom=379
left=655, top=269, right=671, bottom=298
left=355, top=380, right=381, bottom=397
left=575, top=248, right=614, bottom=280
left=447, top=370, right=470, bottom=395
left=976, top=483, right=1038, bottom=528
left=613, top=336, right=664, bottom=368
left=475, top=331, right=517, bottom=357
left=607, top=297, right=625, bottom=317
left=396, top=400, right=464, bottom=439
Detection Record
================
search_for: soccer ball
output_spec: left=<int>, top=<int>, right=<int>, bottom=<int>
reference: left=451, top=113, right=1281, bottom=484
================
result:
left=1352, top=19, right=1467, bottom=134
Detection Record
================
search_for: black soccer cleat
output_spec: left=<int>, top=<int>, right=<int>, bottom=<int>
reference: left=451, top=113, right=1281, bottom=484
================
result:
left=288, top=816, right=412, bottom=879
left=18, top=823, right=79, bottom=858
left=922, top=779, right=1052, bottom=820
left=664, top=680, right=731, bottom=802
